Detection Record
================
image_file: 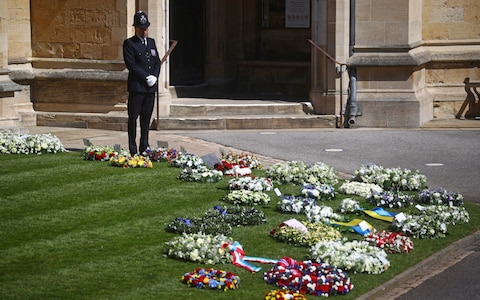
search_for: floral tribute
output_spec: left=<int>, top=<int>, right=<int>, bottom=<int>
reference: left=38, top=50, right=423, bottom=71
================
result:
left=264, top=289, right=306, bottom=300
left=171, top=152, right=204, bottom=169
left=391, top=205, right=469, bottom=239
left=82, top=145, right=124, bottom=161
left=266, top=161, right=309, bottom=185
left=270, top=220, right=342, bottom=247
left=340, top=198, right=361, bottom=213
left=222, top=190, right=270, bottom=206
left=177, top=165, right=223, bottom=183
left=108, top=154, right=153, bottom=168
left=417, top=188, right=464, bottom=206
left=145, top=147, right=179, bottom=162
left=300, top=183, right=335, bottom=201
left=263, top=257, right=354, bottom=297
left=266, top=161, right=338, bottom=186
left=338, top=181, right=383, bottom=198
left=228, top=176, right=274, bottom=192
left=277, top=196, right=316, bottom=214
left=305, top=204, right=344, bottom=224
left=310, top=240, right=390, bottom=274
left=0, top=130, right=66, bottom=154
left=166, top=205, right=266, bottom=235
left=364, top=230, right=414, bottom=254
left=164, top=232, right=233, bottom=264
left=352, top=164, right=427, bottom=191
left=215, top=151, right=262, bottom=175
left=366, top=190, right=415, bottom=209
left=181, top=268, right=240, bottom=291
left=307, top=162, right=339, bottom=186
left=166, top=216, right=233, bottom=235
left=204, top=205, right=267, bottom=226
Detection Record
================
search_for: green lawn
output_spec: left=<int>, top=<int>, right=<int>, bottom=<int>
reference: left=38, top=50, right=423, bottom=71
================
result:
left=1, top=151, right=479, bottom=299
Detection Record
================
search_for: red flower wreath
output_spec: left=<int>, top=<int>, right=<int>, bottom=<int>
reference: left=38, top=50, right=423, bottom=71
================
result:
left=263, top=257, right=353, bottom=297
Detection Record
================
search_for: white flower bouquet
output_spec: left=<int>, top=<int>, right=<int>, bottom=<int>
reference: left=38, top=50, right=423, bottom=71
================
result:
left=352, top=164, right=426, bottom=191
left=338, top=181, right=383, bottom=198
left=310, top=240, right=390, bottom=274
left=177, top=165, right=223, bottom=183
left=222, top=190, right=270, bottom=206
left=300, top=183, right=335, bottom=201
left=0, top=130, right=66, bottom=154
left=340, top=198, right=361, bottom=213
left=228, top=176, right=274, bottom=192
left=164, top=232, right=233, bottom=264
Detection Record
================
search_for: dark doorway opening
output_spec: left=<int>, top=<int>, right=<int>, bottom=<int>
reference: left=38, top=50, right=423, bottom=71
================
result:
left=169, top=0, right=205, bottom=86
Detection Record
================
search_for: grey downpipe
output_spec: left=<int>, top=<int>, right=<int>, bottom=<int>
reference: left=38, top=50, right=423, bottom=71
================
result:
left=344, top=0, right=358, bottom=128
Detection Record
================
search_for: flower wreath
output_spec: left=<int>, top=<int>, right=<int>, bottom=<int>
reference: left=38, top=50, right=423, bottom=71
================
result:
left=222, top=190, right=270, bottom=206
left=263, top=257, right=353, bottom=297
left=108, top=154, right=153, bottom=168
left=264, top=289, right=306, bottom=300
left=181, top=268, right=240, bottom=291
left=364, top=230, right=414, bottom=254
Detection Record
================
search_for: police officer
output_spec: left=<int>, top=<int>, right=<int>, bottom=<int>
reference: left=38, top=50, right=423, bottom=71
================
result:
left=123, top=11, right=161, bottom=155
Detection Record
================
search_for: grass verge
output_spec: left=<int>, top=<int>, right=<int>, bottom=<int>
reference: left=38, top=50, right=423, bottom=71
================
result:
left=1, top=151, right=479, bottom=299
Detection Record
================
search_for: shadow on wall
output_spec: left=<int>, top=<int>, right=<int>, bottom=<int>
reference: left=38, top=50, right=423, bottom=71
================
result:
left=456, top=78, right=480, bottom=119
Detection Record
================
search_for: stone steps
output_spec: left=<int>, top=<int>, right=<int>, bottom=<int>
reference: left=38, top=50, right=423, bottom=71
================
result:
left=35, top=99, right=337, bottom=130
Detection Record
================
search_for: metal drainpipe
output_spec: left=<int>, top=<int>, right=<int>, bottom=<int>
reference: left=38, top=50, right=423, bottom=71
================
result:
left=344, top=0, right=358, bottom=128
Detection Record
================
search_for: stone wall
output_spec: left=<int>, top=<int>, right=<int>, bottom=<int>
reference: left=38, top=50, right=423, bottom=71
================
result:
left=423, top=0, right=480, bottom=40
left=423, top=0, right=480, bottom=119
left=31, top=0, right=125, bottom=60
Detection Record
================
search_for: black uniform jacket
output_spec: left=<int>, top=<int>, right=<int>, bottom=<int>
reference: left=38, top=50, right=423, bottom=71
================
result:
left=123, top=35, right=161, bottom=94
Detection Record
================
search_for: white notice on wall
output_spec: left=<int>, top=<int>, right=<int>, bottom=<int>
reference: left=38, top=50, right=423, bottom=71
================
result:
left=285, top=0, right=310, bottom=28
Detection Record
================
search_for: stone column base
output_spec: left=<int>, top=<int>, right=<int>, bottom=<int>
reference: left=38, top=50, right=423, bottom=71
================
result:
left=309, top=90, right=338, bottom=115
left=354, top=88, right=433, bottom=127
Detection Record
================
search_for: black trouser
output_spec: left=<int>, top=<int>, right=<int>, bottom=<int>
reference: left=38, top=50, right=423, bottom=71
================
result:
left=127, top=92, right=155, bottom=155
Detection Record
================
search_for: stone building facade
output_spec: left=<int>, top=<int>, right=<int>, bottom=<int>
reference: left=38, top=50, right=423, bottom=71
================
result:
left=0, top=0, right=478, bottom=129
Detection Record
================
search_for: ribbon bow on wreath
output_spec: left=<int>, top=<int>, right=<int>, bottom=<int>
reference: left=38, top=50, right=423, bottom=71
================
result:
left=222, top=241, right=278, bottom=273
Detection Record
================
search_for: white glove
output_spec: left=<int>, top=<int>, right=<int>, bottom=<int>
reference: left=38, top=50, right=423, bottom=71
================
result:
left=146, top=75, right=157, bottom=87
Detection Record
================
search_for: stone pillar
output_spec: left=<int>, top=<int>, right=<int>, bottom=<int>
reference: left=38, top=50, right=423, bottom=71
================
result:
left=138, top=0, right=172, bottom=118
left=0, top=0, right=26, bottom=129
left=347, top=0, right=433, bottom=127
left=310, top=0, right=349, bottom=116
